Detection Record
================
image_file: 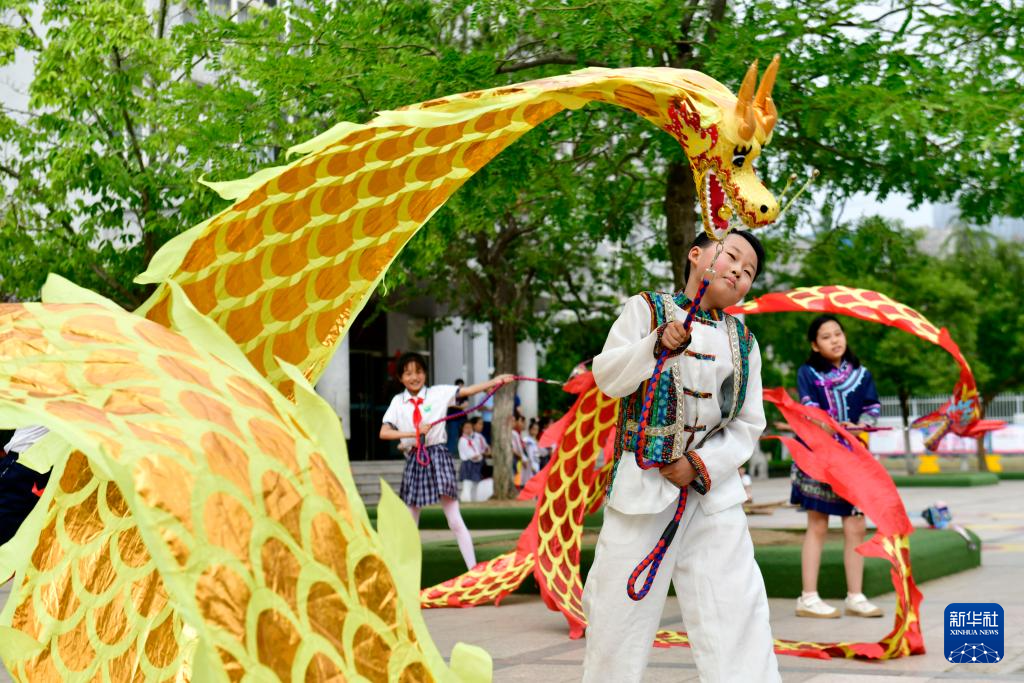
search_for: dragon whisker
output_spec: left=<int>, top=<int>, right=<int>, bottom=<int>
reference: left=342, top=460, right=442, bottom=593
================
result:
left=776, top=173, right=799, bottom=203
left=778, top=169, right=819, bottom=218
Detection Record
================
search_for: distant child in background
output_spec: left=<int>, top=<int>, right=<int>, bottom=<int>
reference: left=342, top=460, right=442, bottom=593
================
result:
left=523, top=417, right=542, bottom=479
left=510, top=410, right=534, bottom=488
left=525, top=418, right=549, bottom=471
left=481, top=394, right=494, bottom=442
left=446, top=378, right=469, bottom=452
left=471, top=417, right=493, bottom=479
left=380, top=352, right=511, bottom=569
left=458, top=419, right=486, bottom=502
left=0, top=426, right=52, bottom=545
left=792, top=314, right=883, bottom=619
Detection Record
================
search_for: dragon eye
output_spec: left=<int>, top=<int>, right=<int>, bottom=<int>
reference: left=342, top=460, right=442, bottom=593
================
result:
left=733, top=145, right=751, bottom=168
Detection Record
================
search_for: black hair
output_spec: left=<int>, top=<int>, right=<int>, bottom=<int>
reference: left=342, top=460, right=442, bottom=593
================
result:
left=805, top=314, right=861, bottom=372
left=467, top=416, right=483, bottom=427
left=683, top=230, right=766, bottom=283
left=396, top=351, right=428, bottom=378
left=455, top=378, right=465, bottom=385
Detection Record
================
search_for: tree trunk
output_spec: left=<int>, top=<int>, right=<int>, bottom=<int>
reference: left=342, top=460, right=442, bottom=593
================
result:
left=490, top=317, right=519, bottom=499
left=664, top=161, right=698, bottom=290
left=662, top=0, right=729, bottom=290
left=898, top=388, right=914, bottom=475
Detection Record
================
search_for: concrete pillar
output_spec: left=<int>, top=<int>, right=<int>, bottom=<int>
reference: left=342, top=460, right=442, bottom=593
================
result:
left=432, top=318, right=465, bottom=386
left=314, top=336, right=351, bottom=438
left=470, top=322, right=491, bottom=384
left=517, top=340, right=539, bottom=418
left=387, top=311, right=410, bottom=356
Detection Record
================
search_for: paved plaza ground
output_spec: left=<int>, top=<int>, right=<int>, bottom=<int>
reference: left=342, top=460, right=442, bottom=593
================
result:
left=419, top=477, right=1024, bottom=682
left=3, top=477, right=1024, bottom=682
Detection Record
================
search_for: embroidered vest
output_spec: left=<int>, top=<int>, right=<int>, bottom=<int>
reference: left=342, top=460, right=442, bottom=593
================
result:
left=610, top=291, right=754, bottom=491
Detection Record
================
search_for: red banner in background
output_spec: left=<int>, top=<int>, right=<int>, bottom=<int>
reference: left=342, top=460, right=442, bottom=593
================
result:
left=729, top=286, right=1004, bottom=450
left=761, top=387, right=924, bottom=658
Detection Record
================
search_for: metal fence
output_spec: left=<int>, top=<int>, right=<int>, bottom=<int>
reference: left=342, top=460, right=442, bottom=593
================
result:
left=879, top=393, right=1024, bottom=422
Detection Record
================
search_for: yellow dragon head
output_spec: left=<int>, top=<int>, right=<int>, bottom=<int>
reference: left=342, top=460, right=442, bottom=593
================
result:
left=663, top=57, right=781, bottom=238
left=139, top=60, right=784, bottom=390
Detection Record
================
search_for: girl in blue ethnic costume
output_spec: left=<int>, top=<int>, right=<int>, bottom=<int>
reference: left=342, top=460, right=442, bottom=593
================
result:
left=791, top=315, right=884, bottom=619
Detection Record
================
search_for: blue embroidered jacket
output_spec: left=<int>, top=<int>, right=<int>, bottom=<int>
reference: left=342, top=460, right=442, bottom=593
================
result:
left=797, top=361, right=881, bottom=425
left=613, top=291, right=755, bottom=470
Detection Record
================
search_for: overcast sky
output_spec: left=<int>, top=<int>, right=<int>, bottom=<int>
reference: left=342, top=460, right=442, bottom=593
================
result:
left=837, top=193, right=936, bottom=229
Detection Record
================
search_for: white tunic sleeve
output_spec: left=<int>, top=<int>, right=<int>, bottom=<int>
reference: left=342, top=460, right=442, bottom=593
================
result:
left=593, top=295, right=662, bottom=399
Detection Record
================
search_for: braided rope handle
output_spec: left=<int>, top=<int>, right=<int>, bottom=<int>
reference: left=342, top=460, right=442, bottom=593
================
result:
left=413, top=376, right=559, bottom=467
left=626, top=488, right=687, bottom=600
left=633, top=274, right=713, bottom=458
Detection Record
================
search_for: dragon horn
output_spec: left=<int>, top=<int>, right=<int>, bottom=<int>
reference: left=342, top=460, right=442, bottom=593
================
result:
left=754, top=54, right=781, bottom=136
left=735, top=60, right=758, bottom=142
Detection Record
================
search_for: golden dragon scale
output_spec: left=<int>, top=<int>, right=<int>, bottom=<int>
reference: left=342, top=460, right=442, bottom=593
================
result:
left=137, top=64, right=780, bottom=395
left=426, top=374, right=924, bottom=660
left=419, top=551, right=536, bottom=610
left=0, top=62, right=782, bottom=678
left=531, top=376, right=618, bottom=637
left=0, top=281, right=488, bottom=682
left=421, top=372, right=617, bottom=640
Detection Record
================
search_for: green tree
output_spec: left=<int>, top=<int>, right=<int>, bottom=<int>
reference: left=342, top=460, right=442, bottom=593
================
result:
left=748, top=217, right=1024, bottom=471
left=0, top=0, right=247, bottom=305
left=4, top=0, right=1024, bottom=493
left=177, top=1, right=667, bottom=497
left=942, top=224, right=1024, bottom=469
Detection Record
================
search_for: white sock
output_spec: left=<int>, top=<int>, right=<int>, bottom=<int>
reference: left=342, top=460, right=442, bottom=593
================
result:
left=801, top=591, right=820, bottom=600
left=441, top=497, right=477, bottom=568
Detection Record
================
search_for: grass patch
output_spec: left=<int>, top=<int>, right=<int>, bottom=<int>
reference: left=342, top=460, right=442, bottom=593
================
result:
left=997, top=471, right=1024, bottom=480
left=753, top=527, right=981, bottom=598
left=890, top=472, right=999, bottom=487
left=420, top=528, right=981, bottom=599
left=367, top=504, right=605, bottom=530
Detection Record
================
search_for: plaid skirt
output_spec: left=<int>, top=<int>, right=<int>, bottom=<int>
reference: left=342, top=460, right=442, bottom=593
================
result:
left=789, top=464, right=858, bottom=517
left=460, top=459, right=485, bottom=482
left=400, top=444, right=459, bottom=507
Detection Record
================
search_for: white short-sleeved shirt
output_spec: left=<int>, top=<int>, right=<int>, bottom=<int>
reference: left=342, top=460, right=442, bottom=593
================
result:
left=382, top=385, right=460, bottom=450
left=472, top=432, right=489, bottom=453
left=4, top=425, right=50, bottom=454
left=458, top=435, right=484, bottom=462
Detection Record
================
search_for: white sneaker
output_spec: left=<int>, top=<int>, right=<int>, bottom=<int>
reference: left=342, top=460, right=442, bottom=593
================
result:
left=795, top=592, right=840, bottom=618
left=845, top=593, right=883, bottom=618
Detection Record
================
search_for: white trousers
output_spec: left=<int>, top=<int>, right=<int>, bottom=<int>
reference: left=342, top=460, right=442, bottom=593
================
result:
left=582, top=497, right=780, bottom=683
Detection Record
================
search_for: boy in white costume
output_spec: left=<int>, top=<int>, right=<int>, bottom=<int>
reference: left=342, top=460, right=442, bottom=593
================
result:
left=583, top=231, right=780, bottom=682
